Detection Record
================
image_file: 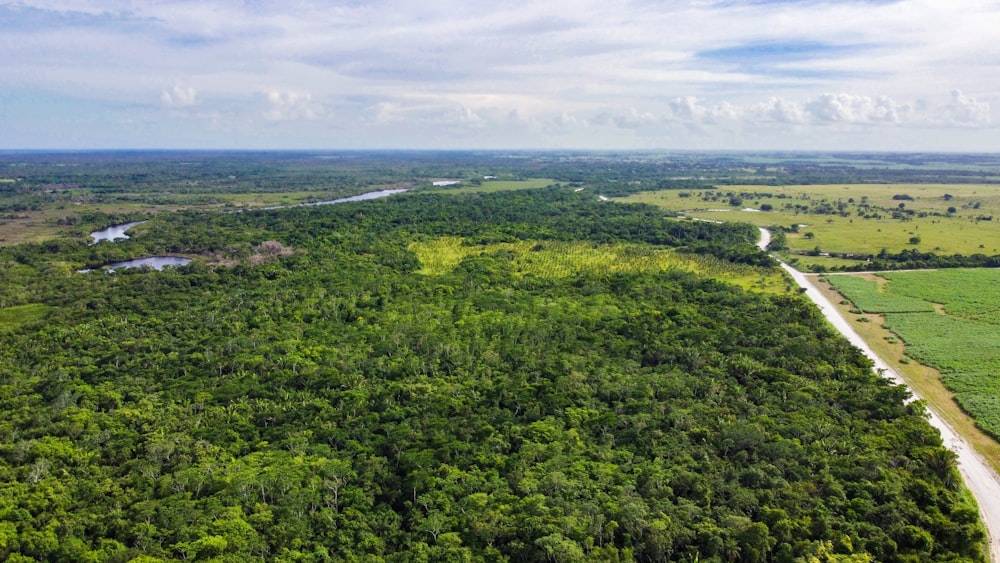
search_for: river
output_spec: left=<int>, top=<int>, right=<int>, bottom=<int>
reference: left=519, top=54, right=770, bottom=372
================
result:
left=759, top=228, right=1000, bottom=562
left=260, top=188, right=408, bottom=210
left=85, top=189, right=407, bottom=272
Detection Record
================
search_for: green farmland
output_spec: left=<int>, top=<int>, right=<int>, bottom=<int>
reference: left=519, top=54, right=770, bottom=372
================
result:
left=827, top=269, right=1000, bottom=439
left=622, top=184, right=1000, bottom=269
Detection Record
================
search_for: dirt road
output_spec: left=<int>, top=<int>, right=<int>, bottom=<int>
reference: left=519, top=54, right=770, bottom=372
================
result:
left=758, top=228, right=1000, bottom=561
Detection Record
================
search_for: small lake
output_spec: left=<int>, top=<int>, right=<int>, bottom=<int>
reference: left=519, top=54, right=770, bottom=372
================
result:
left=89, top=221, right=146, bottom=244
left=78, top=256, right=191, bottom=273
left=107, top=257, right=192, bottom=271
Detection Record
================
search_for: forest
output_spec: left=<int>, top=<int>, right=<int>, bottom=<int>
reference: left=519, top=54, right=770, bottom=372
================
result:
left=0, top=154, right=992, bottom=562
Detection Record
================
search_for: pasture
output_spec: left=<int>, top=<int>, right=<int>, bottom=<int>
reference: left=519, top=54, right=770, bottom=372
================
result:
left=622, top=184, right=1000, bottom=269
left=826, top=269, right=1000, bottom=441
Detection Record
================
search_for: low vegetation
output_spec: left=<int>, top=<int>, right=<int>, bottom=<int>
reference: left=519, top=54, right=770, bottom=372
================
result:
left=828, top=269, right=1000, bottom=439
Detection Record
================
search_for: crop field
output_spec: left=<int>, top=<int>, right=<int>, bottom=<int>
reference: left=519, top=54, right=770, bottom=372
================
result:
left=822, top=275, right=936, bottom=313
left=827, top=269, right=1000, bottom=439
left=622, top=184, right=1000, bottom=268
left=409, top=236, right=789, bottom=293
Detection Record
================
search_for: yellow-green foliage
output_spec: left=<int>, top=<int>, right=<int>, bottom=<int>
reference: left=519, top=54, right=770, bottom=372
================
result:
left=0, top=303, right=52, bottom=331
left=409, top=236, right=788, bottom=293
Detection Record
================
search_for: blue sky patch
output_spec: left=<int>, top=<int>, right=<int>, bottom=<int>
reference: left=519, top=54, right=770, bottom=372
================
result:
left=699, top=40, right=868, bottom=64
left=696, top=40, right=877, bottom=78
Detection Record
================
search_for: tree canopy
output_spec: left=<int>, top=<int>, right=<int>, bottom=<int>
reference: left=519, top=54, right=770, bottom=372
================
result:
left=0, top=186, right=986, bottom=562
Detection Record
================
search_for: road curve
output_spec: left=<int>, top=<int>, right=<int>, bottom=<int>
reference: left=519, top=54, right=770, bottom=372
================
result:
left=758, top=228, right=1000, bottom=561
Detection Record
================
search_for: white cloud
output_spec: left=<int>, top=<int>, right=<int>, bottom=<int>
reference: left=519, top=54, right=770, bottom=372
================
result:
left=939, top=89, right=991, bottom=126
left=261, top=90, right=321, bottom=121
left=805, top=94, right=904, bottom=124
left=573, top=90, right=993, bottom=134
left=593, top=108, right=661, bottom=129
left=753, top=97, right=805, bottom=124
left=160, top=85, right=197, bottom=108
left=2, top=0, right=1000, bottom=149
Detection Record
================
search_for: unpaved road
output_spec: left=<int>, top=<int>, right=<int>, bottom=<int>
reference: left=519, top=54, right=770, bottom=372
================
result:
left=758, top=228, right=1000, bottom=561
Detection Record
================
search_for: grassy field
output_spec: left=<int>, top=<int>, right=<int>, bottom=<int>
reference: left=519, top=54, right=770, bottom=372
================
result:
left=622, top=184, right=1000, bottom=269
left=825, top=269, right=1000, bottom=443
left=0, top=303, right=52, bottom=332
left=409, top=236, right=790, bottom=294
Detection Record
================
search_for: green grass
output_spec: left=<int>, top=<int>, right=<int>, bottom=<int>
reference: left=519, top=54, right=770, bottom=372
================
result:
left=0, top=303, right=52, bottom=331
left=880, top=269, right=1000, bottom=324
left=830, top=269, right=1000, bottom=439
left=622, top=184, right=1000, bottom=258
left=409, top=236, right=789, bottom=293
left=825, top=275, right=936, bottom=313
left=778, top=254, right=869, bottom=271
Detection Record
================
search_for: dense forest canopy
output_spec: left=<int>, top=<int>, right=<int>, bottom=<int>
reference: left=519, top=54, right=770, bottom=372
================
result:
left=0, top=156, right=990, bottom=562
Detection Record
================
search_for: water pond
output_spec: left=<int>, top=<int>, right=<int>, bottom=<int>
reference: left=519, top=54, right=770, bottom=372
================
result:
left=79, top=257, right=192, bottom=273
left=108, top=257, right=192, bottom=271
left=89, top=221, right=146, bottom=244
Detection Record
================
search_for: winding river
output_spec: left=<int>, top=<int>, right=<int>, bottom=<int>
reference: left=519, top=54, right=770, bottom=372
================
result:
left=260, top=188, right=408, bottom=210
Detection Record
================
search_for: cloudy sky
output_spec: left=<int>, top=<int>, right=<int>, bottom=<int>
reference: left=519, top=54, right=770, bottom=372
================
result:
left=1, top=0, right=997, bottom=151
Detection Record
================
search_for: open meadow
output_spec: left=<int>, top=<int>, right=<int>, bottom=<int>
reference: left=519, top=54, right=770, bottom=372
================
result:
left=825, top=269, right=1000, bottom=442
left=622, top=184, right=1000, bottom=269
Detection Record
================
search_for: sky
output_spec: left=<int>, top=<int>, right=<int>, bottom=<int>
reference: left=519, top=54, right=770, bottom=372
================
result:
left=1, top=0, right=998, bottom=151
